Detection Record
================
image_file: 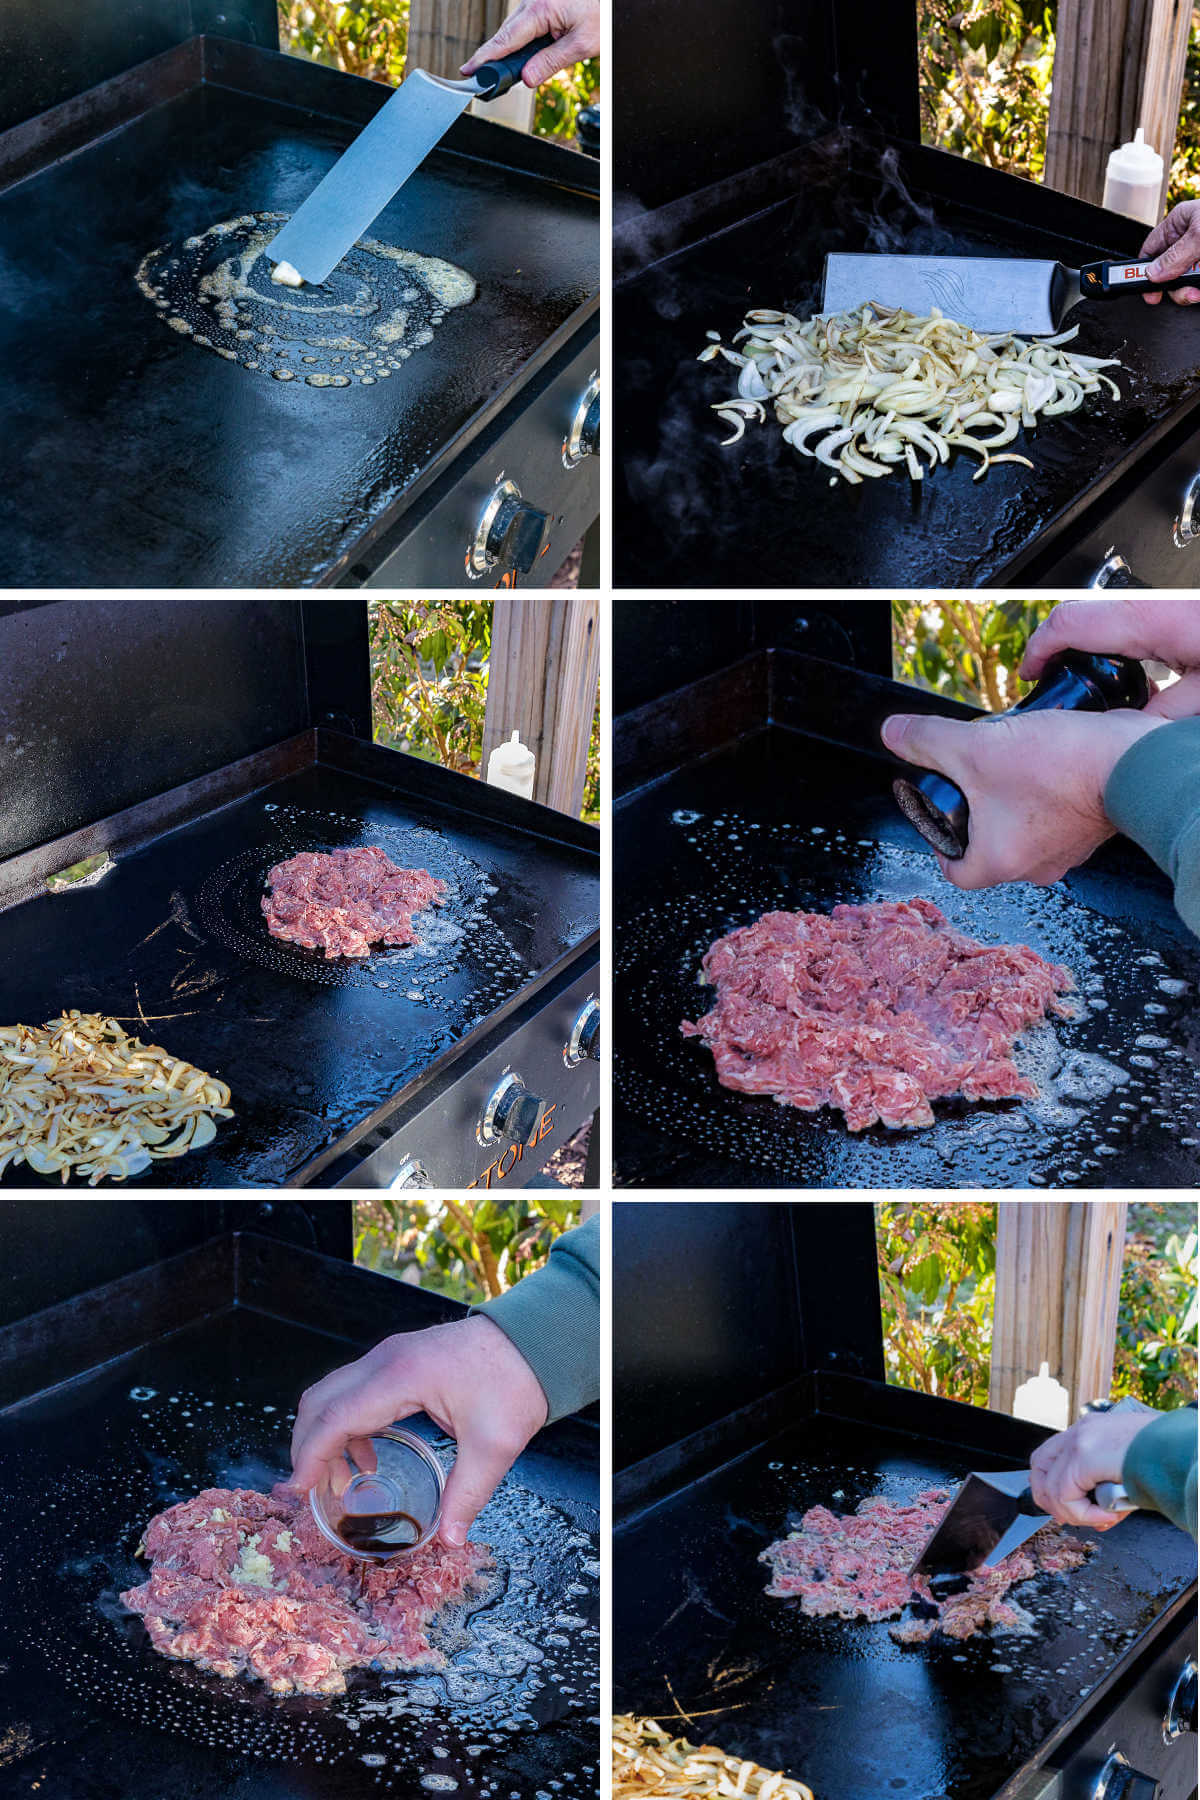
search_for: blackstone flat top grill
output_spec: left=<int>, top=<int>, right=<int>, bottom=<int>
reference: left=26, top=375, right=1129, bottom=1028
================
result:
left=613, top=604, right=1200, bottom=1190
left=0, top=602, right=600, bottom=1189
left=613, top=4, right=1200, bottom=589
left=0, top=1213, right=600, bottom=1800
left=0, top=7, right=599, bottom=588
left=613, top=1202, right=1198, bottom=1800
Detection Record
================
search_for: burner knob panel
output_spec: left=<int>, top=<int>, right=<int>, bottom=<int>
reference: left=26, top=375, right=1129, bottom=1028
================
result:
left=478, top=1072, right=551, bottom=1148
left=564, top=375, right=601, bottom=467
left=470, top=479, right=550, bottom=576
left=564, top=997, right=600, bottom=1066
left=1164, top=1656, right=1197, bottom=1742
left=1091, top=1752, right=1161, bottom=1800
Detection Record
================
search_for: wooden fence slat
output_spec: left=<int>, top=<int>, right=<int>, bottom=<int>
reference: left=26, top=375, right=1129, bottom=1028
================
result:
left=406, top=0, right=506, bottom=84
left=1045, top=0, right=1144, bottom=205
left=483, top=598, right=600, bottom=816
left=1140, top=0, right=1194, bottom=213
left=1045, top=0, right=1191, bottom=211
left=989, top=1201, right=1127, bottom=1420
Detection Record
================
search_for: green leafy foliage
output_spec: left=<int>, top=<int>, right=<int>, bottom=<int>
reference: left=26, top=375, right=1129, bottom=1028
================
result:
left=354, top=1197, right=581, bottom=1302
left=877, top=1201, right=1197, bottom=1413
left=921, top=2, right=1200, bottom=210
left=1169, top=10, right=1200, bottom=208
left=1112, top=1205, right=1199, bottom=1410
left=876, top=1201, right=997, bottom=1405
left=277, top=2, right=596, bottom=142
left=918, top=0, right=1055, bottom=181
left=370, top=600, right=492, bottom=774
left=891, top=599, right=1057, bottom=711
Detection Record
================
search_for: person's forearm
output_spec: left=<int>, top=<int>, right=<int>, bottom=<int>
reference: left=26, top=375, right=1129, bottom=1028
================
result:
left=1121, top=1407, right=1198, bottom=1538
left=472, top=1215, right=600, bottom=1423
left=1105, top=716, right=1200, bottom=937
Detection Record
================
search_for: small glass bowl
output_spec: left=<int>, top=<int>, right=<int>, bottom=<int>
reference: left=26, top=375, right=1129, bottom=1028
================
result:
left=309, top=1426, right=445, bottom=1563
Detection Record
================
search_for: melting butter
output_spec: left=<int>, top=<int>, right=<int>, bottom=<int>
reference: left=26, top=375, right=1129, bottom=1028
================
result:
left=135, top=211, right=475, bottom=389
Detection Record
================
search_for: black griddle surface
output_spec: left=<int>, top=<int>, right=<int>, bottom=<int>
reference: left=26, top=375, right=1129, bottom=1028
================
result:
left=615, top=137, right=1200, bottom=588
left=0, top=1307, right=599, bottom=1800
left=615, top=729, right=1200, bottom=1188
left=614, top=1412, right=1195, bottom=1800
left=0, top=757, right=597, bottom=1186
left=0, top=74, right=596, bottom=587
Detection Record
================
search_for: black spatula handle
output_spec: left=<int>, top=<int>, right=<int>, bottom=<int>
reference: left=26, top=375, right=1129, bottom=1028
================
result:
left=474, top=33, right=558, bottom=97
left=1080, top=255, right=1200, bottom=298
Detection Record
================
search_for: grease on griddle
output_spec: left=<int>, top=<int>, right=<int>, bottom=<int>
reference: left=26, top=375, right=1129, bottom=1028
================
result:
left=135, top=213, right=475, bottom=388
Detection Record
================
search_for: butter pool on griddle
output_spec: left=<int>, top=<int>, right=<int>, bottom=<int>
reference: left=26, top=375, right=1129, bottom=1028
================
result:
left=134, top=211, right=475, bottom=387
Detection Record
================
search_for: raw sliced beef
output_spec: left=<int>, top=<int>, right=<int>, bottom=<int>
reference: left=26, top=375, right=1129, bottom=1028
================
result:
left=262, top=846, right=445, bottom=959
left=681, top=898, right=1074, bottom=1130
left=761, top=1488, right=1092, bottom=1646
left=120, top=1485, right=490, bottom=1695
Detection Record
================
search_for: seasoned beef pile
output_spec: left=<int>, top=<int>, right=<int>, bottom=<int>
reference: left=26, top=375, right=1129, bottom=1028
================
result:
left=120, top=1485, right=490, bottom=1694
left=681, top=898, right=1074, bottom=1130
left=261, top=846, right=446, bottom=959
left=761, top=1489, right=1092, bottom=1646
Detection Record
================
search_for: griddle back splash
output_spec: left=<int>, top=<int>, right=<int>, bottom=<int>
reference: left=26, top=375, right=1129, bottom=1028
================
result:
left=0, top=1321, right=599, bottom=1799
left=616, top=810, right=1200, bottom=1189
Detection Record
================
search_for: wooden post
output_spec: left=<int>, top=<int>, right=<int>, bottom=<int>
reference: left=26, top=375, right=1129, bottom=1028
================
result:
left=483, top=598, right=600, bottom=816
left=1045, top=0, right=1190, bottom=211
left=1140, top=0, right=1193, bottom=214
left=989, top=1201, right=1127, bottom=1419
left=406, top=0, right=505, bottom=84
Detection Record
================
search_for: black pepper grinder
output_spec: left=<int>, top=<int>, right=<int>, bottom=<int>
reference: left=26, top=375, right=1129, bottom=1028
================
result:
left=892, top=648, right=1152, bottom=860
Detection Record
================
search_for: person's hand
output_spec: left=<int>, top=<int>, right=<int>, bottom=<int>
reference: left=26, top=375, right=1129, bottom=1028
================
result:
left=880, top=708, right=1166, bottom=888
left=1021, top=598, right=1200, bottom=720
left=1139, top=200, right=1200, bottom=304
left=1029, top=1408, right=1160, bottom=1529
left=461, top=0, right=600, bottom=87
left=290, top=1315, right=548, bottom=1546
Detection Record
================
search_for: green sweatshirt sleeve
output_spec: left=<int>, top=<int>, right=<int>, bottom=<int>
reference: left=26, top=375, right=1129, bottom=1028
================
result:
left=1105, top=716, right=1200, bottom=939
left=1121, top=1406, right=1198, bottom=1539
left=472, top=1215, right=600, bottom=1424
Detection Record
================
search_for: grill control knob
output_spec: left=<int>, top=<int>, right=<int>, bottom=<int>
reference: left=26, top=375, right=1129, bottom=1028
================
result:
left=387, top=1156, right=431, bottom=1189
left=1092, top=1752, right=1161, bottom=1800
left=1164, top=1656, right=1197, bottom=1742
left=478, top=1072, right=550, bottom=1148
left=469, top=479, right=550, bottom=576
left=564, top=374, right=601, bottom=467
left=564, top=996, right=600, bottom=1066
left=1089, top=548, right=1149, bottom=588
left=1174, top=473, right=1200, bottom=546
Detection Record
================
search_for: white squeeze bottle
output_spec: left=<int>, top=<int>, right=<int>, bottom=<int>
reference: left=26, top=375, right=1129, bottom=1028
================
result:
left=486, top=729, right=536, bottom=799
left=1011, top=1361, right=1071, bottom=1431
left=1103, top=127, right=1163, bottom=228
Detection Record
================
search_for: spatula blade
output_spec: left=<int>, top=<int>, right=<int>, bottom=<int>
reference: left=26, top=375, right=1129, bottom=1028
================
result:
left=910, top=1470, right=1042, bottom=1578
left=821, top=254, right=1060, bottom=336
left=267, top=71, right=473, bottom=286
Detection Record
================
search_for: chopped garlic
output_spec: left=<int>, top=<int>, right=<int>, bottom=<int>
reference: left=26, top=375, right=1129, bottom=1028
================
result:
left=274, top=1530, right=294, bottom=1552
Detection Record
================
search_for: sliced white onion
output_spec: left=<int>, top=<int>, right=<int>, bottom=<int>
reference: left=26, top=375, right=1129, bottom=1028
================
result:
left=699, top=301, right=1123, bottom=485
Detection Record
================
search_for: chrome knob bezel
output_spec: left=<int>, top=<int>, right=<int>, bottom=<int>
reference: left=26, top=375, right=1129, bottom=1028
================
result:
left=564, top=995, right=600, bottom=1067
left=467, top=477, right=521, bottom=577
left=563, top=372, right=600, bottom=468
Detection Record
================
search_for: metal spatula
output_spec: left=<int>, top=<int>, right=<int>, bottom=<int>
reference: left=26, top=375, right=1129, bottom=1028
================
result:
left=266, top=34, right=555, bottom=287
left=821, top=251, right=1200, bottom=336
left=910, top=1468, right=1137, bottom=1584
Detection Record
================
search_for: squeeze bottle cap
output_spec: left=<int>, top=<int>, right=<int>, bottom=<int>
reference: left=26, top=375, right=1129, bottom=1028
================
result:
left=1106, top=126, right=1163, bottom=183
